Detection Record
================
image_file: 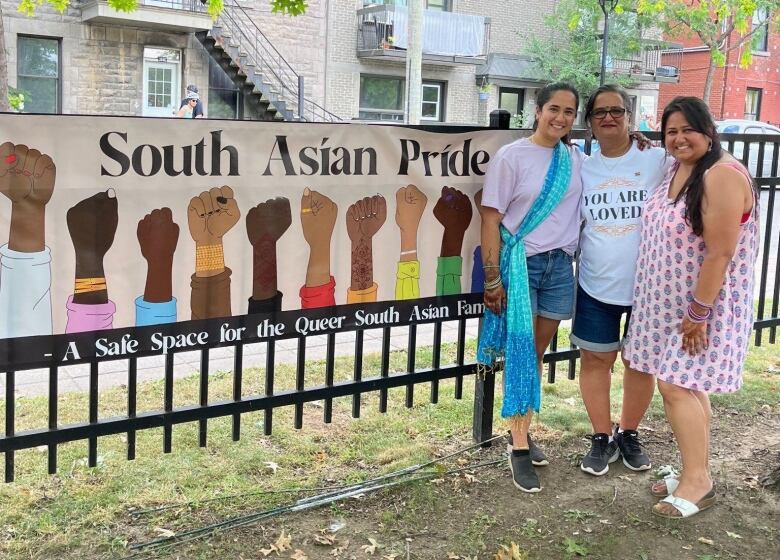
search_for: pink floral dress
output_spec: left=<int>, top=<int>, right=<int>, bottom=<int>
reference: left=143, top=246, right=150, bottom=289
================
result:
left=623, top=162, right=760, bottom=393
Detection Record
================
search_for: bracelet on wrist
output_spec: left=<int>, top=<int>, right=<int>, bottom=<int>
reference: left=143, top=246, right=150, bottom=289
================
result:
left=484, top=276, right=503, bottom=290
left=692, top=296, right=713, bottom=310
left=686, top=304, right=711, bottom=323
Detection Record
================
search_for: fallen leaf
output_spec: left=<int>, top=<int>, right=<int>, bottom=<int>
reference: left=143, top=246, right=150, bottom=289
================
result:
left=314, top=533, right=337, bottom=546
left=361, top=537, right=381, bottom=555
left=681, top=545, right=692, bottom=551
left=726, top=531, right=743, bottom=539
left=264, top=461, right=279, bottom=474
left=697, top=537, right=714, bottom=546
left=154, top=527, right=175, bottom=538
left=290, top=550, right=308, bottom=560
left=494, top=541, right=524, bottom=559
left=618, top=475, right=632, bottom=482
left=464, top=473, right=479, bottom=484
left=275, top=531, right=293, bottom=553
left=260, top=547, right=275, bottom=557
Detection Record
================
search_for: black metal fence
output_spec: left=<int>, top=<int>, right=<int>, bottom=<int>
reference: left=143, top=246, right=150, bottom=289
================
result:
left=2, top=122, right=779, bottom=483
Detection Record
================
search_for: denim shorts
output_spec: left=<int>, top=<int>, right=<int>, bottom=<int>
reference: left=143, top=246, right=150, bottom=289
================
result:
left=526, top=249, right=575, bottom=320
left=570, top=283, right=632, bottom=352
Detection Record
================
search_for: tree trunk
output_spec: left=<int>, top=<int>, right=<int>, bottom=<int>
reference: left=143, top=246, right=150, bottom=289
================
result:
left=701, top=50, right=717, bottom=109
left=405, top=0, right=423, bottom=125
left=0, top=4, right=10, bottom=112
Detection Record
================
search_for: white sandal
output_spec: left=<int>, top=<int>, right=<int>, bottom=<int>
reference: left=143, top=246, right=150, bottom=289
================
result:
left=652, top=488, right=716, bottom=519
left=650, top=475, right=679, bottom=497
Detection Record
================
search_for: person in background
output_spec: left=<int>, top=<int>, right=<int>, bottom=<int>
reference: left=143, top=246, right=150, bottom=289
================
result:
left=572, top=84, right=669, bottom=477
left=478, top=82, right=585, bottom=493
left=639, top=111, right=659, bottom=132
left=177, top=84, right=205, bottom=118
left=624, top=96, right=760, bottom=518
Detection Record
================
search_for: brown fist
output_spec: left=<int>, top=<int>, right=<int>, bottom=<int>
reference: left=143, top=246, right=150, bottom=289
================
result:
left=0, top=142, right=55, bottom=208
left=187, top=186, right=240, bottom=245
left=67, top=190, right=119, bottom=269
left=433, top=186, right=473, bottom=233
left=246, top=197, right=292, bottom=246
left=137, top=207, right=179, bottom=263
left=300, top=188, right=337, bottom=248
left=346, top=195, right=387, bottom=244
left=395, top=184, right=427, bottom=234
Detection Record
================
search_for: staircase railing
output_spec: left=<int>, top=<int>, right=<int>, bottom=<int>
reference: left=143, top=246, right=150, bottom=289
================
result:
left=216, top=0, right=341, bottom=122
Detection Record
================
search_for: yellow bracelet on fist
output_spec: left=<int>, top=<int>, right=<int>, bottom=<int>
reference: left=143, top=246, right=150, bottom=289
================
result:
left=74, top=277, right=107, bottom=294
left=196, top=244, right=225, bottom=273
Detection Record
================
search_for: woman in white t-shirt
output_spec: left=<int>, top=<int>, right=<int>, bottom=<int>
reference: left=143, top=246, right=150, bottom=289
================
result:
left=571, top=84, right=670, bottom=477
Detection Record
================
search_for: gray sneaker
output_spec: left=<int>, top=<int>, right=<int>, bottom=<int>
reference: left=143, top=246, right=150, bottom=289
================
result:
left=509, top=450, right=541, bottom=493
left=506, top=431, right=549, bottom=466
left=580, top=433, right=620, bottom=476
left=614, top=427, right=652, bottom=471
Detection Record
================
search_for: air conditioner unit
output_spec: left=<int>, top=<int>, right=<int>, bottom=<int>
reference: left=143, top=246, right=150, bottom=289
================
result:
left=655, top=66, right=678, bottom=77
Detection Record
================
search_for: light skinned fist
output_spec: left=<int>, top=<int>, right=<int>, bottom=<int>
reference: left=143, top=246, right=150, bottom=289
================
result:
left=395, top=184, right=427, bottom=234
left=187, top=186, right=240, bottom=245
left=300, top=188, right=337, bottom=248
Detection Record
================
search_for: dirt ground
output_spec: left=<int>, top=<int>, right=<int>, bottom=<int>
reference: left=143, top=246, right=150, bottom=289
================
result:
left=138, top=408, right=780, bottom=560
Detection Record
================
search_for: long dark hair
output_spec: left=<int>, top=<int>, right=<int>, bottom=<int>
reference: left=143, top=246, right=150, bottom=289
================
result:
left=661, top=96, right=723, bottom=236
left=532, top=82, right=579, bottom=145
left=584, top=83, right=632, bottom=123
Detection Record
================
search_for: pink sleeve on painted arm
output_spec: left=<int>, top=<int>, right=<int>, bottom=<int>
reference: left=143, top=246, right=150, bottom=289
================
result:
left=65, top=295, right=116, bottom=333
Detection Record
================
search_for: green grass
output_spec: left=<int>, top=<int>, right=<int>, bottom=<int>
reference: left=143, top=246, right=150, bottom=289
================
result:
left=1, top=337, right=778, bottom=559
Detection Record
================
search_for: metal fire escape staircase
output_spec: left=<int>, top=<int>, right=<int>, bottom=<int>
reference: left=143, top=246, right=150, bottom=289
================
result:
left=196, top=0, right=340, bottom=122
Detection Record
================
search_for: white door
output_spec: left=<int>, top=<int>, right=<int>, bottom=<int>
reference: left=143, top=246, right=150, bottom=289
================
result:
left=143, top=60, right=179, bottom=117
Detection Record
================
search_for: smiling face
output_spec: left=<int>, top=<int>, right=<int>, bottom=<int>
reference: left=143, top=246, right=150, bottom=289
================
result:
left=589, top=91, right=630, bottom=143
left=534, top=90, right=578, bottom=143
left=663, top=111, right=712, bottom=164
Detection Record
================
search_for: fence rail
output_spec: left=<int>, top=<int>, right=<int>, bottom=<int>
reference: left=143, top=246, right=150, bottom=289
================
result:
left=1, top=123, right=779, bottom=483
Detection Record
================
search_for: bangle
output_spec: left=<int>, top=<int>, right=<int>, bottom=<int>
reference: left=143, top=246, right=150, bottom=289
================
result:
left=74, top=277, right=107, bottom=294
left=482, top=265, right=500, bottom=269
left=196, top=244, right=225, bottom=273
left=692, top=296, right=713, bottom=309
left=686, top=304, right=711, bottom=323
left=484, top=276, right=503, bottom=290
left=400, top=249, right=417, bottom=256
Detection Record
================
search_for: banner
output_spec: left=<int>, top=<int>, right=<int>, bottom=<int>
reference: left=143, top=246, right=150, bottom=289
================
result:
left=0, top=114, right=520, bottom=370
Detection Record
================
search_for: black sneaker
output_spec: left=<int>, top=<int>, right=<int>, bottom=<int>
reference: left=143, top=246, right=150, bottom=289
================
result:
left=506, top=431, right=549, bottom=466
left=508, top=450, right=541, bottom=493
left=580, top=433, right=619, bottom=476
left=614, top=427, right=652, bottom=471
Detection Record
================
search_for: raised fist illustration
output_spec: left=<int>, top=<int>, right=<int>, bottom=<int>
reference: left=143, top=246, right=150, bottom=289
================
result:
left=433, top=186, right=473, bottom=234
left=138, top=207, right=179, bottom=264
left=67, top=189, right=119, bottom=266
left=246, top=197, right=292, bottom=246
left=0, top=142, right=56, bottom=208
left=187, top=186, right=240, bottom=245
left=346, top=195, right=387, bottom=244
left=300, top=188, right=337, bottom=248
left=395, top=184, right=427, bottom=235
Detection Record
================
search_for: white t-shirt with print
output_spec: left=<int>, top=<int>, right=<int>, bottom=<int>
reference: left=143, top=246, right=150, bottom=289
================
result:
left=579, top=143, right=670, bottom=306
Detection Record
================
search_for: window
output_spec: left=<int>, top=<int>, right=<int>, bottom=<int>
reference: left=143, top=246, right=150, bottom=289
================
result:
left=752, top=9, right=769, bottom=52
left=745, top=88, right=762, bottom=120
left=208, top=55, right=243, bottom=119
left=17, top=36, right=60, bottom=114
left=358, top=75, right=445, bottom=121
left=426, top=0, right=451, bottom=11
left=499, top=87, right=525, bottom=128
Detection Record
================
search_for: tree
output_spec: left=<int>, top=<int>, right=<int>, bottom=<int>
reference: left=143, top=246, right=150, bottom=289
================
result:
left=0, top=0, right=308, bottom=111
left=525, top=0, right=656, bottom=100
left=637, top=0, right=780, bottom=104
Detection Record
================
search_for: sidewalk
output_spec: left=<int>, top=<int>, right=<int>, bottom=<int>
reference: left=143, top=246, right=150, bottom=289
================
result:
left=2, top=320, right=482, bottom=398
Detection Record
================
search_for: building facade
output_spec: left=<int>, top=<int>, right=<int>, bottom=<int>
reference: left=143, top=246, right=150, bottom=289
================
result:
left=2, top=0, right=671, bottom=125
left=657, top=11, right=780, bottom=125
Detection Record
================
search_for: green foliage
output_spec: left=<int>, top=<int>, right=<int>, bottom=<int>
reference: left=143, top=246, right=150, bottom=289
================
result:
left=8, top=87, right=27, bottom=112
left=15, top=0, right=307, bottom=17
left=525, top=0, right=647, bottom=99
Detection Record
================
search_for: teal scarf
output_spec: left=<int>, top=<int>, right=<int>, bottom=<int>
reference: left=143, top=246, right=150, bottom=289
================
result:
left=477, top=141, right=572, bottom=418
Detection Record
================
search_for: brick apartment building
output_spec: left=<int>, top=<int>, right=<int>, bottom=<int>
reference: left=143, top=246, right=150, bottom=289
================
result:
left=658, top=10, right=780, bottom=125
left=2, top=0, right=668, bottom=124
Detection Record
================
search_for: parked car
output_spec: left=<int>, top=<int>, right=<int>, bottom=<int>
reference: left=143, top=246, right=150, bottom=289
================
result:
left=716, top=119, right=780, bottom=177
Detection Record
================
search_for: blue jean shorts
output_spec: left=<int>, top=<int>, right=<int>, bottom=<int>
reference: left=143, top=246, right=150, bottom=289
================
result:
left=526, top=249, right=575, bottom=320
left=570, top=283, right=632, bottom=352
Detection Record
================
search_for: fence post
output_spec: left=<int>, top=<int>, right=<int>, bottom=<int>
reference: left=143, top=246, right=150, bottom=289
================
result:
left=471, top=110, right=509, bottom=447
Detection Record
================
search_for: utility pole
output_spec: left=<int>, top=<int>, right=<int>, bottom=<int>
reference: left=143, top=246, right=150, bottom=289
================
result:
left=406, top=0, right=423, bottom=124
left=598, top=0, right=618, bottom=86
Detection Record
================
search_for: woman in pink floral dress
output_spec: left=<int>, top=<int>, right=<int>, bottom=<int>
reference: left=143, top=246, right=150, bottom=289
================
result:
left=623, top=97, right=759, bottom=519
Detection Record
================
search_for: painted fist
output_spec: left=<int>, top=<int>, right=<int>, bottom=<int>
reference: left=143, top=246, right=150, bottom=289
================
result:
left=137, top=207, right=179, bottom=263
left=395, top=184, right=427, bottom=234
left=187, top=186, right=240, bottom=245
left=433, top=186, right=472, bottom=235
left=0, top=142, right=55, bottom=208
left=300, top=188, right=337, bottom=248
left=67, top=189, right=119, bottom=264
left=246, top=197, right=293, bottom=246
left=346, top=195, right=387, bottom=244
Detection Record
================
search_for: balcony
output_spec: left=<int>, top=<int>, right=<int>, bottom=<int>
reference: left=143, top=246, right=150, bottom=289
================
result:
left=80, top=0, right=213, bottom=33
left=357, top=5, right=490, bottom=66
left=602, top=39, right=684, bottom=83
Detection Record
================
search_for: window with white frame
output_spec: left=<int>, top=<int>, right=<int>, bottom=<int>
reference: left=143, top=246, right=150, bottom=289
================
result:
left=358, top=75, right=445, bottom=122
left=142, top=47, right=181, bottom=117
left=17, top=36, right=60, bottom=114
left=752, top=9, right=769, bottom=52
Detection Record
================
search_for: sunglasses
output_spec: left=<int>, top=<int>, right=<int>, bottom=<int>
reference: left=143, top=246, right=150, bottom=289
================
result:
left=591, top=107, right=627, bottom=120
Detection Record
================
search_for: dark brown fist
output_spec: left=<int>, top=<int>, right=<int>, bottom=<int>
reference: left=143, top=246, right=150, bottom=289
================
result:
left=67, top=190, right=119, bottom=268
left=137, top=207, right=179, bottom=263
left=246, top=197, right=292, bottom=246
left=433, top=186, right=473, bottom=234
